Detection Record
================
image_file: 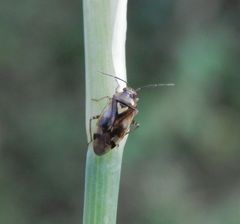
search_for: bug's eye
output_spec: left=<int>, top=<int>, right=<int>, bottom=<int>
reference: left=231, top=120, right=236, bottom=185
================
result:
left=123, top=87, right=127, bottom=91
left=131, top=94, right=136, bottom=99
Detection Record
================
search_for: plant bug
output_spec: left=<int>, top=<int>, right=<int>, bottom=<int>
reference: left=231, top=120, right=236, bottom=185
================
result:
left=89, top=72, right=174, bottom=156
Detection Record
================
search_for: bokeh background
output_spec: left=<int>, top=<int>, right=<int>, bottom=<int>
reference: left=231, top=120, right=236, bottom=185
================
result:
left=1, top=0, right=240, bottom=223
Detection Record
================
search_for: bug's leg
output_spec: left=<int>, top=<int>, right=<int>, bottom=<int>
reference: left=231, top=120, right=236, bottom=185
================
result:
left=89, top=115, right=100, bottom=142
left=125, top=120, right=140, bottom=135
left=92, top=96, right=111, bottom=102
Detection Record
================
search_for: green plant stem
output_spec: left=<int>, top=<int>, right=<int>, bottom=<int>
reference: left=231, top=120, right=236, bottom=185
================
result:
left=83, top=0, right=128, bottom=223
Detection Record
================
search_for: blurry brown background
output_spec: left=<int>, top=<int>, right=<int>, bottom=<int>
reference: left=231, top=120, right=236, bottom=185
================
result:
left=1, top=0, right=240, bottom=223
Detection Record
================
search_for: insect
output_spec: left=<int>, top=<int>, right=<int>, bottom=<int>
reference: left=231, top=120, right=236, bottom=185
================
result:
left=89, top=72, right=174, bottom=156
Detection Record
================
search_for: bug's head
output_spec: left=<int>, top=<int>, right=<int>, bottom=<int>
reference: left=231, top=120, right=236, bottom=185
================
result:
left=123, top=87, right=138, bottom=98
left=120, top=87, right=139, bottom=107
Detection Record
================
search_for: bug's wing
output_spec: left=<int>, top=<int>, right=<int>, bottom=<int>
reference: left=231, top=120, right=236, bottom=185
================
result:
left=98, top=99, right=118, bottom=131
left=111, top=108, right=137, bottom=140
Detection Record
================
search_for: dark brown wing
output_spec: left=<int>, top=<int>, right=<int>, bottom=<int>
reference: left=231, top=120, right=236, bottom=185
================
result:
left=111, top=108, right=137, bottom=141
left=97, top=98, right=118, bottom=131
left=93, top=99, right=118, bottom=155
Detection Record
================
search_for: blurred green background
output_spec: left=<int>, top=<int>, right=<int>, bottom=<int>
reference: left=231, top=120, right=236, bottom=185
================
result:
left=1, top=0, right=240, bottom=223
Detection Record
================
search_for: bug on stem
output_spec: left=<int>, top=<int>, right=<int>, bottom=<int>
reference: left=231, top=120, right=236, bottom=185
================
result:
left=89, top=72, right=174, bottom=156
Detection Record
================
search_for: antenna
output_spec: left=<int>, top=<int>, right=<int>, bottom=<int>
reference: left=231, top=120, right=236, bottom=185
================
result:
left=98, top=71, right=128, bottom=85
left=136, top=83, right=175, bottom=92
left=98, top=71, right=175, bottom=92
